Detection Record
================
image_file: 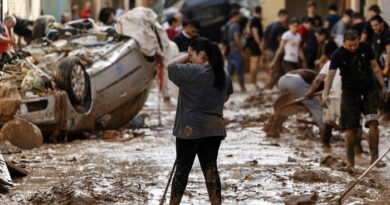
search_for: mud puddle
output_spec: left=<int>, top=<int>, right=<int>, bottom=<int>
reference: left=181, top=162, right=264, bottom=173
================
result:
left=0, top=84, right=390, bottom=204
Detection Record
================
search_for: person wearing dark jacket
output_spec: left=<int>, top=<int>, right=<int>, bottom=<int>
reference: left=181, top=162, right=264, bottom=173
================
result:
left=173, top=20, right=200, bottom=52
left=168, top=37, right=233, bottom=205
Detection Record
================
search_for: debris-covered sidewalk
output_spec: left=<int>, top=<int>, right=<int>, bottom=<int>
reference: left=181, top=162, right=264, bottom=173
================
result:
left=0, top=85, right=389, bottom=205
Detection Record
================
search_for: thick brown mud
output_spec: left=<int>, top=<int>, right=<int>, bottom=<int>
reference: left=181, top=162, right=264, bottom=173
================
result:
left=0, top=84, right=390, bottom=204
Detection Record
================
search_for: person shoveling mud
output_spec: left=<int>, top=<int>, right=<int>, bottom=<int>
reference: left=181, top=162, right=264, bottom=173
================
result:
left=323, top=30, right=388, bottom=168
left=266, top=68, right=323, bottom=138
left=165, top=37, right=232, bottom=205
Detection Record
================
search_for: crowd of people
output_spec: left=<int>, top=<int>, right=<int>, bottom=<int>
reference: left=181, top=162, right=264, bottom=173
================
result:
left=164, top=2, right=390, bottom=204
left=0, top=1, right=388, bottom=203
left=64, top=1, right=124, bottom=26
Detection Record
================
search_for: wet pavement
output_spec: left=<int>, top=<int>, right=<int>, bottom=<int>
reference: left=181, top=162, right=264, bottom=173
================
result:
left=0, top=80, right=390, bottom=205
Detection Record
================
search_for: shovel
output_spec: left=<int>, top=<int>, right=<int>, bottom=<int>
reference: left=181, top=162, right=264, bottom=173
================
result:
left=338, top=148, right=390, bottom=204
left=160, top=159, right=177, bottom=205
left=266, top=92, right=322, bottom=135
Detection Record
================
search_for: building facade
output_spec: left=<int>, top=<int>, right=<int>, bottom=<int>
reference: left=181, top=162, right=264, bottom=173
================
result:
left=0, top=0, right=389, bottom=25
left=260, top=0, right=390, bottom=27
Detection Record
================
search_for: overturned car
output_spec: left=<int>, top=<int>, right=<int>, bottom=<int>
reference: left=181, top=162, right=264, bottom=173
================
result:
left=0, top=8, right=176, bottom=143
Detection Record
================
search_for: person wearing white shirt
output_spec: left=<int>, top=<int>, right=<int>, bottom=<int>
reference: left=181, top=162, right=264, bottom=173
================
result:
left=270, top=18, right=306, bottom=84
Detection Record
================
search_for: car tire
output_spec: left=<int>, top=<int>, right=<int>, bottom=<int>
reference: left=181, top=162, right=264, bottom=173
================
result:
left=32, top=15, right=56, bottom=40
left=55, top=57, right=91, bottom=108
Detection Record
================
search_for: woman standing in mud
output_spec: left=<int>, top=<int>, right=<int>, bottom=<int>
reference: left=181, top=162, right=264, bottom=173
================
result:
left=167, top=37, right=233, bottom=205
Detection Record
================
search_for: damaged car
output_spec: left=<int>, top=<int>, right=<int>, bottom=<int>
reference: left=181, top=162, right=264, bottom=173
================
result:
left=0, top=8, right=176, bottom=144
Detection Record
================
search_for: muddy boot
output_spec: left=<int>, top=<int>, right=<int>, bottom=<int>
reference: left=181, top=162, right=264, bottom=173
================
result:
left=322, top=124, right=333, bottom=147
left=367, top=131, right=380, bottom=165
left=354, top=133, right=365, bottom=155
left=354, top=142, right=365, bottom=155
left=345, top=133, right=355, bottom=168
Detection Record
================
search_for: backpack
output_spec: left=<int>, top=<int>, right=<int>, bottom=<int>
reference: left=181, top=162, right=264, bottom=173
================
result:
left=221, top=22, right=232, bottom=55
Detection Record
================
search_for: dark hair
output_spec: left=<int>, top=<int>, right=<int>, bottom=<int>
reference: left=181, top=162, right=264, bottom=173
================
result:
left=167, top=16, right=177, bottom=26
left=344, top=9, right=354, bottom=17
left=289, top=17, right=299, bottom=25
left=370, top=15, right=385, bottom=24
left=315, top=27, right=330, bottom=39
left=343, top=29, right=359, bottom=41
left=368, top=4, right=381, bottom=14
left=231, top=3, right=241, bottom=10
left=302, top=16, right=315, bottom=25
left=328, top=3, right=337, bottom=11
left=255, top=6, right=262, bottom=14
left=324, top=40, right=338, bottom=59
left=352, top=12, right=363, bottom=20
left=189, top=37, right=225, bottom=91
left=278, top=9, right=289, bottom=16
left=307, top=1, right=316, bottom=7
left=229, top=9, right=241, bottom=19
left=183, top=20, right=201, bottom=30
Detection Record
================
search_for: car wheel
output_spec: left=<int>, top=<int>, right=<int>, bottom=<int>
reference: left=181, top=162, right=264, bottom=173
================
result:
left=55, top=57, right=91, bottom=107
left=32, top=15, right=56, bottom=40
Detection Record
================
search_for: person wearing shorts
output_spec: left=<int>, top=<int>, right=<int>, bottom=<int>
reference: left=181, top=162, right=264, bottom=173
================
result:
left=247, top=6, right=263, bottom=89
left=323, top=30, right=388, bottom=168
left=370, top=15, right=390, bottom=120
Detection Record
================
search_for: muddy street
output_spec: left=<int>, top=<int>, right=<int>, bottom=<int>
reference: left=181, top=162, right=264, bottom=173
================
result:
left=0, top=82, right=389, bottom=205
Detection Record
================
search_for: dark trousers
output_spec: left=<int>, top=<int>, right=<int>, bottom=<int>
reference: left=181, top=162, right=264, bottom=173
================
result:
left=170, top=136, right=223, bottom=205
left=304, top=51, right=316, bottom=69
